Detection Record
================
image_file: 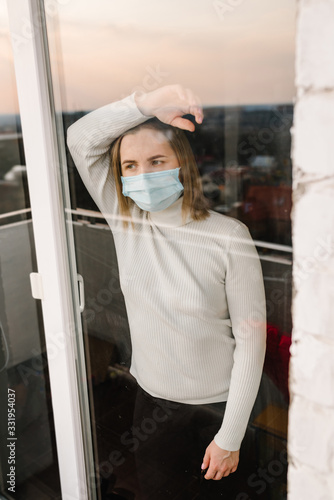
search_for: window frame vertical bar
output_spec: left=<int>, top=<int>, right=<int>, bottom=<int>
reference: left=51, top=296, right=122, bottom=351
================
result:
left=6, top=1, right=93, bottom=498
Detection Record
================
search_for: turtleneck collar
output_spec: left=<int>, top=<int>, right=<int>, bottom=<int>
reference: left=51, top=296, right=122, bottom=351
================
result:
left=148, top=195, right=193, bottom=228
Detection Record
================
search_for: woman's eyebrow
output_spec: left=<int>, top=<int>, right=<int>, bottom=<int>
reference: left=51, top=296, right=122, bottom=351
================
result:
left=147, top=154, right=168, bottom=161
left=121, top=154, right=168, bottom=166
left=121, top=159, right=137, bottom=166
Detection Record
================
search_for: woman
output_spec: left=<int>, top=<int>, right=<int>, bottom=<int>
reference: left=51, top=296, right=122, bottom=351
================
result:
left=67, top=84, right=266, bottom=498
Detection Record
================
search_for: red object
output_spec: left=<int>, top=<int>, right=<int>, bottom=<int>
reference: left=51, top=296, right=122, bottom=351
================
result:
left=242, top=185, right=292, bottom=221
left=264, top=323, right=292, bottom=402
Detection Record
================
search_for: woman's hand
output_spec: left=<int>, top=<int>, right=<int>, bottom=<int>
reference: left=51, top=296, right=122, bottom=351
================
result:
left=134, top=84, right=203, bottom=132
left=201, top=440, right=240, bottom=480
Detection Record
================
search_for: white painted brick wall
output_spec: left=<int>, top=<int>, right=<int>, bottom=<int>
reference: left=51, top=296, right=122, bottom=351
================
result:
left=289, top=1, right=334, bottom=499
left=296, top=0, right=334, bottom=89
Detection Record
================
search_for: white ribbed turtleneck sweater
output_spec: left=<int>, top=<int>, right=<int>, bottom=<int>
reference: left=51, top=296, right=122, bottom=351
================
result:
left=67, top=94, right=267, bottom=452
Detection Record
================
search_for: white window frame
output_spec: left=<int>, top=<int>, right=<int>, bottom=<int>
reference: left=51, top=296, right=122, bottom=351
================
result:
left=6, top=1, right=96, bottom=498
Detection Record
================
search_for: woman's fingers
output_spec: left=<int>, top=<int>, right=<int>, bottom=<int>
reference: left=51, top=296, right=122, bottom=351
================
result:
left=212, top=471, right=221, bottom=480
left=205, top=466, right=232, bottom=480
left=190, top=104, right=203, bottom=124
left=160, top=85, right=203, bottom=125
left=184, top=87, right=203, bottom=124
left=168, top=87, right=203, bottom=129
left=204, top=466, right=216, bottom=480
left=136, top=84, right=203, bottom=129
left=207, top=467, right=234, bottom=480
left=170, top=116, right=195, bottom=132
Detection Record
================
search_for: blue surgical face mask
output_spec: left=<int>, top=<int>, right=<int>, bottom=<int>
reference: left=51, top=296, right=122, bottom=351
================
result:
left=121, top=167, right=184, bottom=212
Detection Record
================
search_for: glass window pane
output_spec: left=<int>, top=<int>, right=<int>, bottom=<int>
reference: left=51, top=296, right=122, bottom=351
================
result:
left=49, top=1, right=295, bottom=498
left=0, top=3, right=61, bottom=498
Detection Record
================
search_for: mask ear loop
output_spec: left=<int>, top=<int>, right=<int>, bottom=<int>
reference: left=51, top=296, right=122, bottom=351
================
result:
left=178, top=166, right=184, bottom=185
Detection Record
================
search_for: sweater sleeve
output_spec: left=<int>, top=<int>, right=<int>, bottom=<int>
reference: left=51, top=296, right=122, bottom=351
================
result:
left=66, top=93, right=149, bottom=216
left=214, top=222, right=267, bottom=451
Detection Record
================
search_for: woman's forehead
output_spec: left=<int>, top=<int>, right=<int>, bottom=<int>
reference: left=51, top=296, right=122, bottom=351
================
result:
left=120, top=127, right=175, bottom=157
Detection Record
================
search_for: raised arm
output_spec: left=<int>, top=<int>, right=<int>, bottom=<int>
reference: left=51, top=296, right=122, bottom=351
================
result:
left=66, top=93, right=148, bottom=216
left=66, top=85, right=203, bottom=217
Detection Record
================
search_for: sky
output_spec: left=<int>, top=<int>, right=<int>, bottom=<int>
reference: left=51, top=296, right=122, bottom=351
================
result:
left=1, top=0, right=296, bottom=113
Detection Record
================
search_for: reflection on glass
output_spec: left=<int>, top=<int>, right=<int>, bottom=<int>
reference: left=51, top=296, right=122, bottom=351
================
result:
left=49, top=1, right=294, bottom=498
left=0, top=5, right=61, bottom=499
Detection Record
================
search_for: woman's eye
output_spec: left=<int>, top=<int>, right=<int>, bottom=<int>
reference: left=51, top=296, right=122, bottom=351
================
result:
left=126, top=164, right=136, bottom=169
left=152, top=160, right=162, bottom=166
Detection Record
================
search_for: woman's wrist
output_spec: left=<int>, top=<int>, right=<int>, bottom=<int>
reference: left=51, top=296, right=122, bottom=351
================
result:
left=134, top=91, right=153, bottom=117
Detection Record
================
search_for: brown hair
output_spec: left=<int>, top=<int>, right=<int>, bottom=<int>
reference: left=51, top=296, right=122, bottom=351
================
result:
left=109, top=118, right=209, bottom=227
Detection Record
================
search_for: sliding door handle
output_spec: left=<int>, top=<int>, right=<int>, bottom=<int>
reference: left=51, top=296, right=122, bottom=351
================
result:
left=77, top=274, right=85, bottom=313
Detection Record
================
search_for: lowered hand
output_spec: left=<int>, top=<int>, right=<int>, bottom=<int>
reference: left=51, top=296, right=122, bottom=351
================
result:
left=202, top=440, right=240, bottom=480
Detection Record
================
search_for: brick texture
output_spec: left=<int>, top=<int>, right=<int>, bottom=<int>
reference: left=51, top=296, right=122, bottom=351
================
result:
left=289, top=1, right=334, bottom=499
